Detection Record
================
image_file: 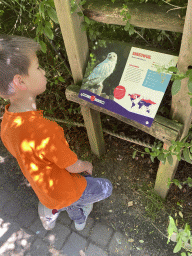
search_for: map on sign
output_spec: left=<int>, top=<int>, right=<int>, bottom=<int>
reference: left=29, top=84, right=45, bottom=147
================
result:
left=78, top=45, right=178, bottom=127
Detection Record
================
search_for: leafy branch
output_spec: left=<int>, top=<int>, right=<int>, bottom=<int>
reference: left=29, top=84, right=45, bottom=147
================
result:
left=168, top=216, right=192, bottom=255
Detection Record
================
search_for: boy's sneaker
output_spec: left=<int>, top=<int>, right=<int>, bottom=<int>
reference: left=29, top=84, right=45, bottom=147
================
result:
left=74, top=203, right=93, bottom=231
left=38, top=201, right=60, bottom=230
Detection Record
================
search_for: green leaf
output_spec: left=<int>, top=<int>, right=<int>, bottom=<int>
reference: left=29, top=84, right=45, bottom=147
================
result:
left=150, top=156, right=155, bottom=162
left=181, top=252, right=187, bottom=256
left=39, top=40, right=47, bottom=53
left=168, top=66, right=178, bottom=73
left=44, top=26, right=54, bottom=40
left=39, top=2, right=45, bottom=19
left=79, top=0, right=86, bottom=5
left=184, top=223, right=191, bottom=234
left=36, top=24, right=43, bottom=35
left=176, top=154, right=181, bottom=161
left=171, top=80, right=181, bottom=96
left=157, top=35, right=162, bottom=42
left=77, top=12, right=83, bottom=17
left=124, top=22, right=130, bottom=31
left=172, top=179, right=182, bottom=189
left=186, top=177, right=192, bottom=187
left=132, top=151, right=137, bottom=159
left=145, top=148, right=150, bottom=153
left=188, top=79, right=192, bottom=93
left=58, top=76, right=65, bottom=82
left=183, top=148, right=192, bottom=163
left=167, top=154, right=173, bottom=166
left=190, top=98, right=192, bottom=107
left=158, top=153, right=166, bottom=163
left=47, top=7, right=59, bottom=23
left=84, top=16, right=91, bottom=24
left=167, top=178, right=172, bottom=188
left=45, top=21, right=52, bottom=28
left=168, top=216, right=177, bottom=237
left=128, top=25, right=135, bottom=35
left=173, top=238, right=182, bottom=253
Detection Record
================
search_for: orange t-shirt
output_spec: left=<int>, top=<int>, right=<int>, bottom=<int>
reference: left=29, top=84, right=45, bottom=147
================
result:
left=1, top=104, right=87, bottom=209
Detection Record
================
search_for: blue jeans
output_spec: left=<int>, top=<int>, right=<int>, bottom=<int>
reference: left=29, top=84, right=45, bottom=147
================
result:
left=59, top=176, right=113, bottom=224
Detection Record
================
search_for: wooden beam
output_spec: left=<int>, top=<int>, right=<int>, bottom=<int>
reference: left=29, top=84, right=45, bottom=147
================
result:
left=154, top=0, right=192, bottom=198
left=54, top=0, right=89, bottom=83
left=83, top=0, right=185, bottom=33
left=66, top=84, right=183, bottom=144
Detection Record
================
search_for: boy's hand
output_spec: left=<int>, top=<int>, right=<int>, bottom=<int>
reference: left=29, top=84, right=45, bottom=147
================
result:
left=66, top=160, right=93, bottom=175
left=83, top=161, right=93, bottom=176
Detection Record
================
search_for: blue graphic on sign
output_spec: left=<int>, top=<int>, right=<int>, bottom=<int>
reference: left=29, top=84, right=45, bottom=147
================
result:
left=142, top=69, right=171, bottom=92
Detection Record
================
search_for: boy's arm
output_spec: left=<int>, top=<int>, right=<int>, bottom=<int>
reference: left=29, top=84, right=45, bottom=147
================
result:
left=65, top=160, right=93, bottom=175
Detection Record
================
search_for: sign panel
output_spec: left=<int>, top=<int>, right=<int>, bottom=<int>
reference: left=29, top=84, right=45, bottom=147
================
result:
left=79, top=41, right=178, bottom=127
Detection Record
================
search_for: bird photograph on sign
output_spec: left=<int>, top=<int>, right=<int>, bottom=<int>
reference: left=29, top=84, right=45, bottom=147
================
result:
left=79, top=41, right=178, bottom=127
left=82, top=52, right=117, bottom=96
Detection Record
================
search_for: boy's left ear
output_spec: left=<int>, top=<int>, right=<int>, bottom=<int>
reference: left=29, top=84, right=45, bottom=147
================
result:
left=13, top=74, right=27, bottom=90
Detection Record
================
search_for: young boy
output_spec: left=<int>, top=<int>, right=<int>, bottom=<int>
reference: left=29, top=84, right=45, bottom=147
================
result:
left=0, top=35, right=112, bottom=231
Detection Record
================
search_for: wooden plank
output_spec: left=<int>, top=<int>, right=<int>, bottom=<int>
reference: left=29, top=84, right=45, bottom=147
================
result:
left=54, top=0, right=89, bottom=83
left=154, top=143, right=179, bottom=198
left=83, top=0, right=185, bottom=33
left=66, top=84, right=183, bottom=144
left=154, top=0, right=192, bottom=199
left=81, top=106, right=105, bottom=156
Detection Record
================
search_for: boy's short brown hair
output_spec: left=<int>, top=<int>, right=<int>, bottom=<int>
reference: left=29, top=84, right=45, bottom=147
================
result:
left=0, top=35, right=41, bottom=98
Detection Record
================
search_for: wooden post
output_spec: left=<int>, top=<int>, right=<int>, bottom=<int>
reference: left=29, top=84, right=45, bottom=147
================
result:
left=154, top=0, right=192, bottom=198
left=81, top=106, right=105, bottom=156
left=54, top=0, right=105, bottom=156
left=53, top=0, right=89, bottom=82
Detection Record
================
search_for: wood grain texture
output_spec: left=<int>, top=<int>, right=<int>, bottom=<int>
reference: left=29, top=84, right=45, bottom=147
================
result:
left=83, top=0, right=185, bottom=33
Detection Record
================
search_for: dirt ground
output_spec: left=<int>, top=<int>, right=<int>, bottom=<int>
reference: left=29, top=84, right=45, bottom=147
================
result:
left=64, top=120, right=192, bottom=255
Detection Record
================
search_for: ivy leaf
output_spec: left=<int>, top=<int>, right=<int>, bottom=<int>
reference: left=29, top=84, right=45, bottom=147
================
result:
left=39, top=40, right=47, bottom=53
left=44, top=26, right=54, bottom=40
left=47, top=7, right=59, bottom=23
